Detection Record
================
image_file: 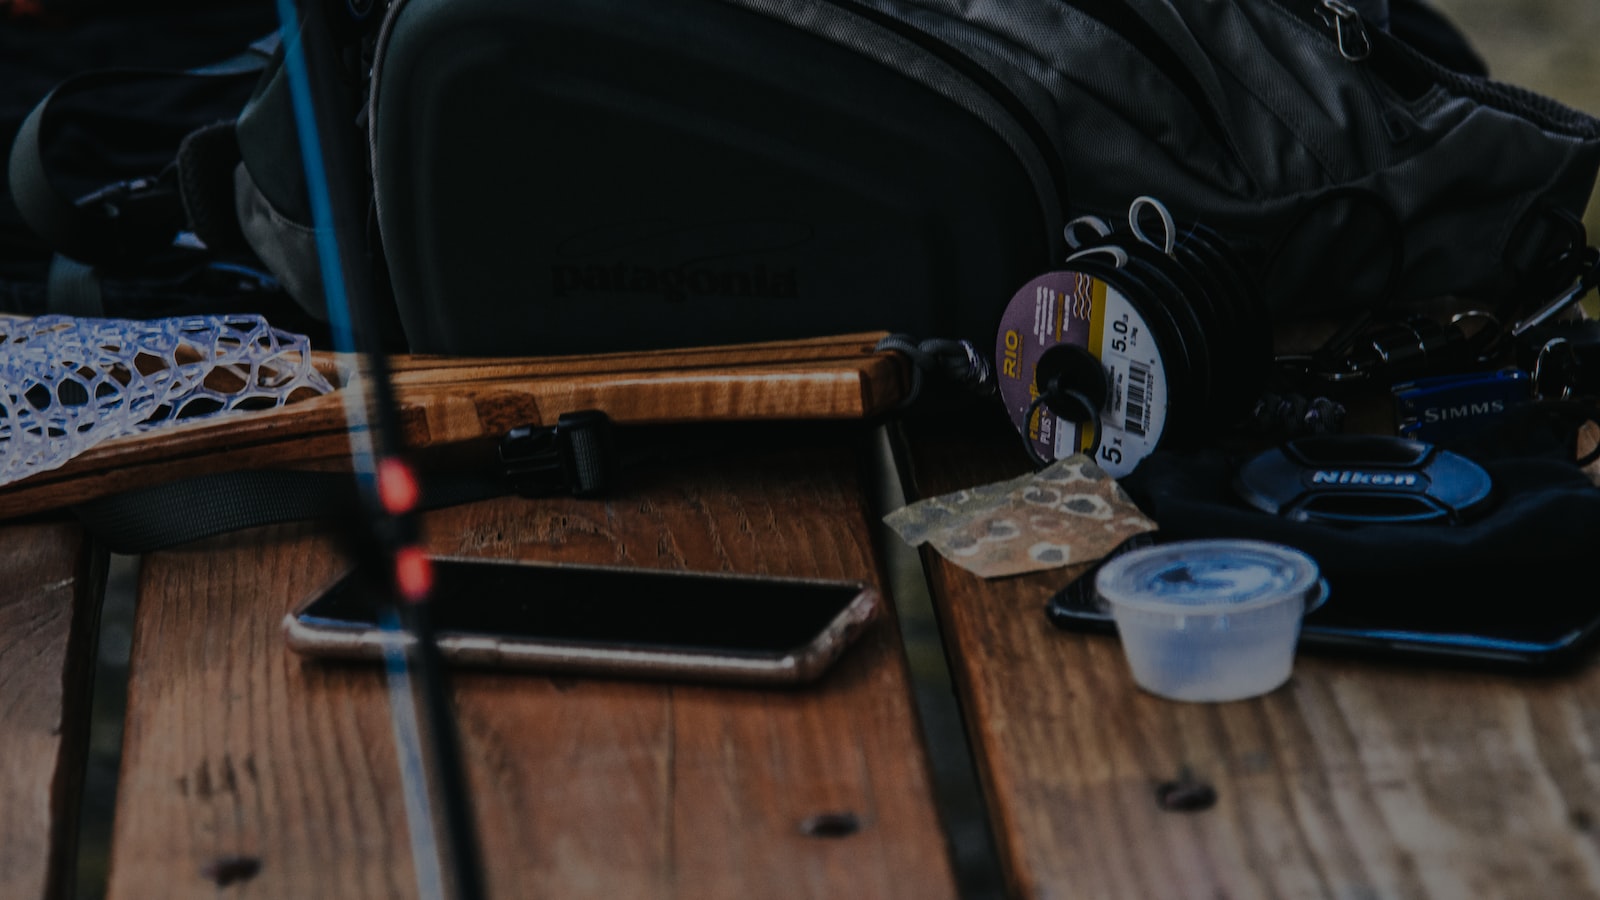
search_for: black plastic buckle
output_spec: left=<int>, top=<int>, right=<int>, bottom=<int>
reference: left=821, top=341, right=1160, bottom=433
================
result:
left=498, top=410, right=615, bottom=498
left=72, top=172, right=185, bottom=262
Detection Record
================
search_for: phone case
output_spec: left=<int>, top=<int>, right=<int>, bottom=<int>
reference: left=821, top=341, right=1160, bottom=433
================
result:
left=283, top=561, right=881, bottom=686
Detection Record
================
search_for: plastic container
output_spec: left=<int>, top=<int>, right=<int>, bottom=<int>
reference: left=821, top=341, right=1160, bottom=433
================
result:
left=1094, top=539, right=1325, bottom=702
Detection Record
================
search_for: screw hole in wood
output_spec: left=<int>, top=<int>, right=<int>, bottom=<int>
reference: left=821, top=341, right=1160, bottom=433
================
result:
left=799, top=811, right=861, bottom=838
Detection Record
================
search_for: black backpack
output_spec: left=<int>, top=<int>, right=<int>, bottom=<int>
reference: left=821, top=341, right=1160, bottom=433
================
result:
left=0, top=4, right=333, bottom=323
left=10, top=0, right=1600, bottom=357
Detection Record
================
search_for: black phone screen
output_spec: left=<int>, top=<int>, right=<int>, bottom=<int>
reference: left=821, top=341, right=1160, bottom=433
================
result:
left=297, top=559, right=867, bottom=657
left=1048, top=551, right=1600, bottom=671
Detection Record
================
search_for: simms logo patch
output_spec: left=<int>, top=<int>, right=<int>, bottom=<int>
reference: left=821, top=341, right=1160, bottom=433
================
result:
left=1421, top=400, right=1505, bottom=423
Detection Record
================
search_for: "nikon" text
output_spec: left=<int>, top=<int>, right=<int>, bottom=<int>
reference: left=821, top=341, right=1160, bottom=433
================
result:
left=1310, top=470, right=1419, bottom=487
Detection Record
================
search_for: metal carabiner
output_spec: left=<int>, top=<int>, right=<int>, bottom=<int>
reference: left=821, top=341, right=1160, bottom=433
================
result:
left=1532, top=337, right=1576, bottom=400
left=1318, top=0, right=1372, bottom=62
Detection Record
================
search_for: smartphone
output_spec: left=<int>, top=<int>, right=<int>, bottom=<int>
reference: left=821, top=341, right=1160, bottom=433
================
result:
left=1047, top=537, right=1600, bottom=673
left=284, top=557, right=880, bottom=685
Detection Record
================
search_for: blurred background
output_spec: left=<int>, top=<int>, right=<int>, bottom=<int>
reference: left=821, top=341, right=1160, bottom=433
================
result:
left=1436, top=0, right=1600, bottom=113
left=1433, top=0, right=1600, bottom=237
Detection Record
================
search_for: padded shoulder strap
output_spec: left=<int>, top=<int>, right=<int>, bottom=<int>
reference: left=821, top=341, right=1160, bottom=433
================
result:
left=7, top=56, right=269, bottom=264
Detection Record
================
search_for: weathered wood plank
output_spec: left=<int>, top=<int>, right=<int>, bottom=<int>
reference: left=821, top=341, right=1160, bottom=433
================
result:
left=106, top=427, right=957, bottom=899
left=0, top=523, right=104, bottom=900
left=897, top=408, right=1600, bottom=900
left=0, top=332, right=908, bottom=522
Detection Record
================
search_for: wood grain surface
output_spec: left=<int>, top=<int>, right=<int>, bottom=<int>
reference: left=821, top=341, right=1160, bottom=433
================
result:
left=0, top=523, right=104, bottom=900
left=105, top=425, right=957, bottom=899
left=0, top=332, right=908, bottom=522
left=896, top=408, right=1600, bottom=900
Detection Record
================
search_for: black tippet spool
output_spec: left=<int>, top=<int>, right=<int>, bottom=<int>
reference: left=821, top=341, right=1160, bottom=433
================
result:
left=995, top=197, right=1268, bottom=477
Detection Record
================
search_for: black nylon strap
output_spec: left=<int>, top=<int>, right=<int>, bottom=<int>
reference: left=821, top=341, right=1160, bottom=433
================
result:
left=69, top=466, right=525, bottom=554
left=72, top=469, right=359, bottom=554
left=70, top=413, right=619, bottom=553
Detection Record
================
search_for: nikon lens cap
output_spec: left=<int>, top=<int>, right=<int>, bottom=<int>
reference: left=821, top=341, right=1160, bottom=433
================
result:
left=1234, top=435, right=1493, bottom=525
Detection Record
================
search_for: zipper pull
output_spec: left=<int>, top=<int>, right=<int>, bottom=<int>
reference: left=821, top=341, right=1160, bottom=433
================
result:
left=1317, top=0, right=1371, bottom=61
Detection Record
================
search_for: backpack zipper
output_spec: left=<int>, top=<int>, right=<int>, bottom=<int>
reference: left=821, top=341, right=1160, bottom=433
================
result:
left=1274, top=0, right=1376, bottom=65
left=1315, top=0, right=1370, bottom=62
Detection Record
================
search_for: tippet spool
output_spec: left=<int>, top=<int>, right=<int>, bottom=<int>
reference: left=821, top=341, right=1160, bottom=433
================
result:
left=995, top=197, right=1267, bottom=477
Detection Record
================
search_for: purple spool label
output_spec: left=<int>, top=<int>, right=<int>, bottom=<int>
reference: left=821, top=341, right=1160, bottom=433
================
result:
left=995, top=271, right=1168, bottom=478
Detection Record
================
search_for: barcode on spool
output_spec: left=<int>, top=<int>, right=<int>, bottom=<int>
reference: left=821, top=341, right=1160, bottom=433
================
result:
left=1124, top=361, right=1150, bottom=437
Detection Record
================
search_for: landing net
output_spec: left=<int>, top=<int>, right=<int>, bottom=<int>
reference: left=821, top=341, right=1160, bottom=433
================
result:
left=0, top=314, right=334, bottom=488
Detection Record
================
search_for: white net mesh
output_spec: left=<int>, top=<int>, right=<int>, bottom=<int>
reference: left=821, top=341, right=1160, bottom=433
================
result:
left=1, top=313, right=335, bottom=488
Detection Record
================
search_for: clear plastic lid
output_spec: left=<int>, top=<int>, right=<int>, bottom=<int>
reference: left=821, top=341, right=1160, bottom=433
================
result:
left=1094, top=539, right=1322, bottom=615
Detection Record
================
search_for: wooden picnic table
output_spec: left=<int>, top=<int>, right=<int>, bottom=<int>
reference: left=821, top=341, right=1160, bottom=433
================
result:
left=6, top=401, right=1600, bottom=899
left=0, top=523, right=102, bottom=900
left=894, top=405, right=1600, bottom=900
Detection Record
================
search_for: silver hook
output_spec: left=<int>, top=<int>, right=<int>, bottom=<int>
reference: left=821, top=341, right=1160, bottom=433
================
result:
left=1064, top=215, right=1112, bottom=251
left=1533, top=337, right=1574, bottom=400
left=1068, top=245, right=1128, bottom=268
left=1128, top=195, right=1176, bottom=256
